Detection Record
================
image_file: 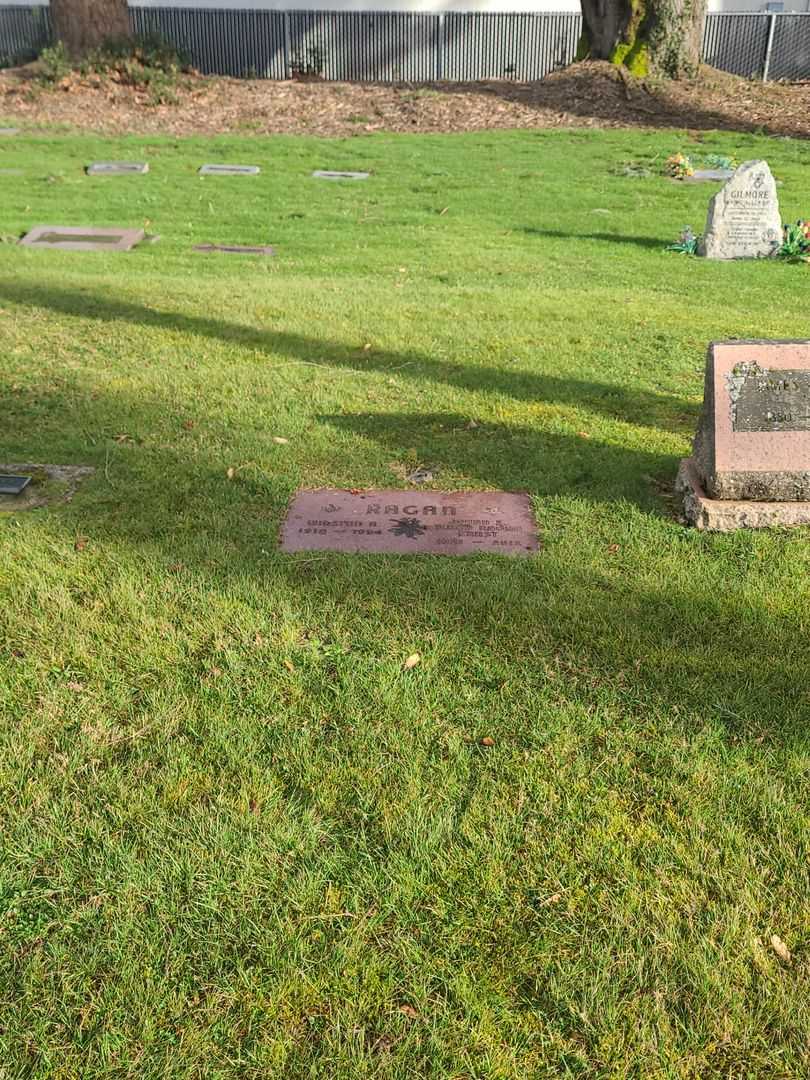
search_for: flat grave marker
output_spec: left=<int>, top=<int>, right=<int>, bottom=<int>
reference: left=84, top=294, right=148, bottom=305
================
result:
left=0, top=463, right=94, bottom=512
left=0, top=474, right=31, bottom=496
left=0, top=127, right=19, bottom=136
left=683, top=168, right=734, bottom=183
left=312, top=170, right=369, bottom=181
left=87, top=162, right=149, bottom=175
left=281, top=489, right=539, bottom=556
left=699, top=160, right=781, bottom=260
left=19, top=225, right=146, bottom=252
left=199, top=164, right=260, bottom=175
left=678, top=340, right=810, bottom=530
left=193, top=243, right=275, bottom=256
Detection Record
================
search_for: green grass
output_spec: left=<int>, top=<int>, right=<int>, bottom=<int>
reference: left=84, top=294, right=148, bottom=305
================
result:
left=1, top=127, right=809, bottom=1079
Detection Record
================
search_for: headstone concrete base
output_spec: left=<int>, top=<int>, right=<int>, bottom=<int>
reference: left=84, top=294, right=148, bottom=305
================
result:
left=676, top=458, right=810, bottom=531
left=0, top=464, right=94, bottom=512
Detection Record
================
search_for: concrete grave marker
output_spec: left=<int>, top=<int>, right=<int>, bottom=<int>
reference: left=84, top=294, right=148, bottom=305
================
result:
left=199, top=164, right=260, bottom=175
left=312, top=170, right=369, bottom=181
left=684, top=169, right=734, bottom=183
left=0, top=127, right=19, bottom=136
left=87, top=162, right=149, bottom=175
left=0, top=464, right=94, bottom=512
left=19, top=225, right=146, bottom=251
left=281, top=490, right=539, bottom=556
left=699, top=160, right=781, bottom=260
left=193, top=243, right=275, bottom=255
left=677, top=340, right=810, bottom=530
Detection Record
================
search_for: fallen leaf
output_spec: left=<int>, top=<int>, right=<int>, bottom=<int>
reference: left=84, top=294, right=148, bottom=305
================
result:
left=607, top=544, right=620, bottom=555
left=210, top=666, right=223, bottom=678
left=182, top=420, right=194, bottom=430
left=577, top=431, right=590, bottom=439
left=398, top=1004, right=419, bottom=1020
left=402, top=653, right=421, bottom=671
left=283, top=659, right=295, bottom=673
left=439, top=207, right=449, bottom=215
left=226, top=466, right=236, bottom=480
left=66, top=681, right=84, bottom=692
left=273, top=436, right=289, bottom=445
left=363, top=342, right=372, bottom=351
left=169, top=562, right=184, bottom=572
left=538, top=891, right=563, bottom=907
left=253, top=633, right=265, bottom=647
left=74, top=536, right=89, bottom=552
left=770, top=934, right=792, bottom=965
left=480, top=736, right=495, bottom=747
left=249, top=798, right=260, bottom=815
left=466, top=419, right=479, bottom=429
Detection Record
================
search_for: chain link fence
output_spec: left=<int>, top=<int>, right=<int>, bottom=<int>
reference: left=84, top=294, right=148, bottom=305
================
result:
left=2, top=7, right=810, bottom=85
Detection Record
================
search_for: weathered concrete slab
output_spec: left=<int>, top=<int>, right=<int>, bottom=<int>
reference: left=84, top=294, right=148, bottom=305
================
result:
left=0, top=464, right=94, bottom=512
left=193, top=243, right=275, bottom=255
left=87, top=162, right=149, bottom=175
left=683, top=169, right=734, bottom=183
left=199, top=164, right=260, bottom=175
left=0, top=127, right=19, bottom=136
left=19, top=225, right=146, bottom=251
left=677, top=458, right=810, bottom=531
left=312, top=170, right=369, bottom=181
left=281, top=489, right=539, bottom=556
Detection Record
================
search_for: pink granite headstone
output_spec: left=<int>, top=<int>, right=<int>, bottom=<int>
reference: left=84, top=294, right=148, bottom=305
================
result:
left=679, top=340, right=810, bottom=529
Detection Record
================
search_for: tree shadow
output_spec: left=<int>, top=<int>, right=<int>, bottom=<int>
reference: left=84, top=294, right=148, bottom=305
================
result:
left=316, top=409, right=675, bottom=509
left=522, top=227, right=666, bottom=251
left=3, top=360, right=806, bottom=742
left=0, top=278, right=696, bottom=435
left=439, top=62, right=810, bottom=140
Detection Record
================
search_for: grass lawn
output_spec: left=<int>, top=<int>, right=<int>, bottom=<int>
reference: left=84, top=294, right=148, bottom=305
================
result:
left=1, top=126, right=809, bottom=1078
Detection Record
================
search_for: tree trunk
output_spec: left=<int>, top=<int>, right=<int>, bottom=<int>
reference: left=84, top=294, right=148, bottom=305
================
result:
left=50, top=0, right=131, bottom=57
left=580, top=0, right=707, bottom=79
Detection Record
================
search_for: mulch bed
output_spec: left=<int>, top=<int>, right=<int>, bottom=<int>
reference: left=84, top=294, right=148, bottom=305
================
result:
left=2, top=60, right=809, bottom=139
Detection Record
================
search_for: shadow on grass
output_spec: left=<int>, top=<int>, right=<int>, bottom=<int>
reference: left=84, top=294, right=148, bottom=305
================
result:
left=0, top=278, right=695, bottom=435
left=522, top=228, right=666, bottom=251
left=3, top=281, right=805, bottom=739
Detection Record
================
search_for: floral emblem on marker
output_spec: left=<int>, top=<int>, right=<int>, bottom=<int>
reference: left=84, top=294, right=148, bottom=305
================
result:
left=389, top=517, right=427, bottom=539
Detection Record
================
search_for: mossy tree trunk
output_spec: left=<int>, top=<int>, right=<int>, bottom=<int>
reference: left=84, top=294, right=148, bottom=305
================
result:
left=50, top=0, right=131, bottom=57
left=580, top=0, right=707, bottom=78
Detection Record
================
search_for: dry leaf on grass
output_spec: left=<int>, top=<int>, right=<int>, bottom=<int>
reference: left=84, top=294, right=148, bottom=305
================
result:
left=398, top=1004, right=420, bottom=1020
left=226, top=466, right=236, bottom=479
left=74, top=536, right=89, bottom=552
left=273, top=436, right=289, bottom=445
left=480, top=736, right=495, bottom=747
left=770, top=934, right=792, bottom=966
left=402, top=653, right=421, bottom=671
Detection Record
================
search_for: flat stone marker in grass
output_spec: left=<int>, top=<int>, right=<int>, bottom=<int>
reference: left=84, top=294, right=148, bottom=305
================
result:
left=199, top=164, right=260, bottom=175
left=281, top=489, right=539, bottom=556
left=87, top=162, right=149, bottom=175
left=0, top=464, right=94, bottom=512
left=19, top=225, right=146, bottom=251
left=0, top=127, right=19, bottom=135
left=683, top=169, right=734, bottom=183
left=312, top=170, right=369, bottom=181
left=698, top=160, right=781, bottom=259
left=678, top=340, right=810, bottom=530
left=193, top=243, right=275, bottom=255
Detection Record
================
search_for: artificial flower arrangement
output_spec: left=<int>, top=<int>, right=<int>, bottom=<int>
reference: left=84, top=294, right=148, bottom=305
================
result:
left=664, top=152, right=737, bottom=179
left=666, top=219, right=810, bottom=261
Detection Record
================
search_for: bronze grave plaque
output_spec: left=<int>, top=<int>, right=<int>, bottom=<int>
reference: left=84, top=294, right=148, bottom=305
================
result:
left=19, top=225, right=146, bottom=251
left=280, top=489, right=539, bottom=556
left=312, top=170, right=369, bottom=181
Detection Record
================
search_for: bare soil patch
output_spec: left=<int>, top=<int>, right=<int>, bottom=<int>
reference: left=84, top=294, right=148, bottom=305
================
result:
left=1, top=61, right=809, bottom=139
